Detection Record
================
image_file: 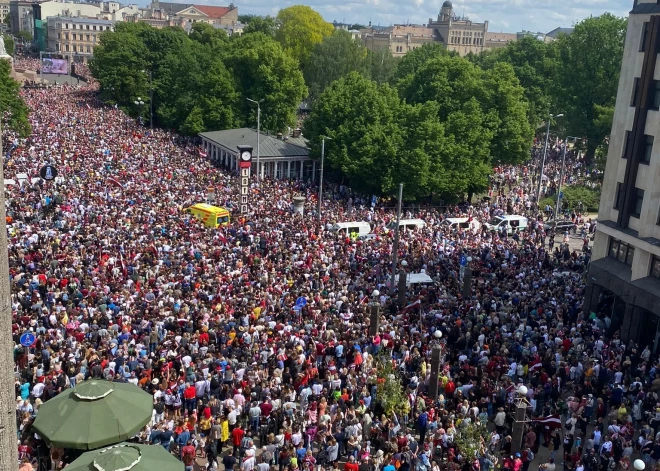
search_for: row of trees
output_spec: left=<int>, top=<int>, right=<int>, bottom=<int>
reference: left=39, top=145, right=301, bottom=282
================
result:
left=89, top=7, right=627, bottom=201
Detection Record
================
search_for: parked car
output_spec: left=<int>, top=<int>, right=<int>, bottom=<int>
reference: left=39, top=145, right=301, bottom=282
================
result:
left=543, top=219, right=577, bottom=233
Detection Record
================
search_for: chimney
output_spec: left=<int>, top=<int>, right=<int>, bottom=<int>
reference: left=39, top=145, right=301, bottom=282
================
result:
left=292, top=128, right=301, bottom=138
left=276, top=132, right=283, bottom=140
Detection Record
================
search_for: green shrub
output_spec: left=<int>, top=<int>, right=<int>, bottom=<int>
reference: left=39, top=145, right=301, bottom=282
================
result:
left=539, top=184, right=601, bottom=213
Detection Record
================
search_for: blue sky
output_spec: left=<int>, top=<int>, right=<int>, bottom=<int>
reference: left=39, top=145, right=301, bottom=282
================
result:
left=214, top=0, right=631, bottom=34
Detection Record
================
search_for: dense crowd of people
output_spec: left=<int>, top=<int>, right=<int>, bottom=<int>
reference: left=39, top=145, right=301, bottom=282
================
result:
left=7, top=60, right=659, bottom=471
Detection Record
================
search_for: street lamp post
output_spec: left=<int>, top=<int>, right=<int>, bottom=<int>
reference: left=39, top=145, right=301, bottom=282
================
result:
left=145, top=70, right=153, bottom=129
left=318, top=136, right=331, bottom=221
left=247, top=98, right=262, bottom=184
left=390, top=183, right=404, bottom=295
left=536, top=112, right=564, bottom=209
left=554, top=136, right=578, bottom=221
left=134, top=97, right=145, bottom=125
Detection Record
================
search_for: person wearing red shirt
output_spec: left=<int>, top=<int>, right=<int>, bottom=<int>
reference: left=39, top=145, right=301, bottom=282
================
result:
left=232, top=424, right=245, bottom=457
left=259, top=400, right=273, bottom=418
left=344, top=455, right=359, bottom=471
left=183, top=383, right=196, bottom=413
left=181, top=439, right=196, bottom=471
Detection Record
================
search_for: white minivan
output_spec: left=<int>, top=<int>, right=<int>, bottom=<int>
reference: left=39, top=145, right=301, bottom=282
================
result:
left=484, top=215, right=528, bottom=234
left=330, top=221, right=372, bottom=238
left=443, top=217, right=482, bottom=233
left=386, top=218, right=426, bottom=232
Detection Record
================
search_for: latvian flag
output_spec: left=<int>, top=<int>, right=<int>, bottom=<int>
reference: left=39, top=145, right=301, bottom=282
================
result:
left=531, top=414, right=562, bottom=429
left=401, top=298, right=421, bottom=314
left=199, top=150, right=208, bottom=158
left=528, top=361, right=542, bottom=373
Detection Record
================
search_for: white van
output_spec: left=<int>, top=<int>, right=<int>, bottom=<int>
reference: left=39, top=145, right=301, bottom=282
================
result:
left=484, top=215, right=528, bottom=234
left=330, top=221, right=372, bottom=238
left=386, top=218, right=426, bottom=232
left=443, top=217, right=482, bottom=233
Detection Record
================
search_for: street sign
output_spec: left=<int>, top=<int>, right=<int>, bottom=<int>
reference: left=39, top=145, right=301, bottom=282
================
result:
left=460, top=255, right=467, bottom=267
left=559, top=191, right=564, bottom=199
left=40, top=164, right=58, bottom=181
left=20, top=332, right=36, bottom=347
left=295, top=296, right=307, bottom=308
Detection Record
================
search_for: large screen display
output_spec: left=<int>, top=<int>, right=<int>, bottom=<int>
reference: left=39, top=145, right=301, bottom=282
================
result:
left=41, top=58, right=68, bottom=75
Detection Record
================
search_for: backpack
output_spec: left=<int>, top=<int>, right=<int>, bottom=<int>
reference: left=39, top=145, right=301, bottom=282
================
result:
left=155, top=402, right=164, bottom=414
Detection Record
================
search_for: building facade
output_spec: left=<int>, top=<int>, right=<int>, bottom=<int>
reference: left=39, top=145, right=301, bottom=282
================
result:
left=199, top=128, right=312, bottom=181
left=359, top=1, right=517, bottom=57
left=0, top=0, right=9, bottom=24
left=585, top=0, right=660, bottom=349
left=140, top=1, right=238, bottom=28
left=46, top=16, right=113, bottom=61
left=428, top=1, right=489, bottom=56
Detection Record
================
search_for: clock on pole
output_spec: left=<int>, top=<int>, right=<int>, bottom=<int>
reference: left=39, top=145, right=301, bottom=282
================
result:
left=236, top=145, right=253, bottom=215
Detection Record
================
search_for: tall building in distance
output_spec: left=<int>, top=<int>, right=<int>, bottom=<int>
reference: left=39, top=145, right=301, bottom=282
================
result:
left=427, top=0, right=488, bottom=56
left=585, top=0, right=660, bottom=347
left=357, top=1, right=570, bottom=58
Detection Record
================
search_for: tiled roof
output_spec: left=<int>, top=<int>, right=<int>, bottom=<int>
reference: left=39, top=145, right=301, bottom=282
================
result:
left=193, top=5, right=230, bottom=18
left=630, top=2, right=660, bottom=14
left=199, top=128, right=309, bottom=159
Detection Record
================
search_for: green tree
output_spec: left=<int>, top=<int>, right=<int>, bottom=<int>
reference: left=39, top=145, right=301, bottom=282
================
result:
left=189, top=22, right=227, bottom=48
left=224, top=33, right=307, bottom=132
left=373, top=352, right=410, bottom=417
left=453, top=421, right=489, bottom=463
left=0, top=60, right=30, bottom=136
left=156, top=41, right=238, bottom=134
left=303, top=72, right=410, bottom=197
left=304, top=29, right=369, bottom=102
left=89, top=24, right=150, bottom=109
left=15, top=31, right=32, bottom=42
left=367, top=48, right=398, bottom=84
left=2, top=35, right=14, bottom=55
left=275, top=5, right=334, bottom=67
left=392, top=43, right=451, bottom=88
left=243, top=16, right=277, bottom=37
left=471, top=35, right=559, bottom=127
left=554, top=13, right=627, bottom=164
left=397, top=54, right=533, bottom=167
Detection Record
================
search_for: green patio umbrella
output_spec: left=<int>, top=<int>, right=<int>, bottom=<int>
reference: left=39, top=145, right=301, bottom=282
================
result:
left=32, top=380, right=153, bottom=450
left=64, top=443, right=183, bottom=471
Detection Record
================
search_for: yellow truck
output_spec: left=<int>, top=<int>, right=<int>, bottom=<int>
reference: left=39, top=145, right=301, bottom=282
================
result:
left=185, top=203, right=231, bottom=228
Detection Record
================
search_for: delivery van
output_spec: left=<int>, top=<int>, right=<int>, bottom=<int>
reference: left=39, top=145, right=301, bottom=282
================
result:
left=443, top=217, right=482, bottom=233
left=330, top=221, right=372, bottom=239
left=484, top=215, right=527, bottom=234
left=185, top=203, right=231, bottom=228
left=386, top=218, right=426, bottom=232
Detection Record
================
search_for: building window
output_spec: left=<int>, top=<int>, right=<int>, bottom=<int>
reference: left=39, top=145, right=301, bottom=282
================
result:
left=86, top=45, right=91, bottom=53
left=634, top=188, right=644, bottom=217
left=609, top=238, right=634, bottom=266
left=651, top=80, right=660, bottom=110
left=622, top=130, right=632, bottom=159
left=651, top=256, right=660, bottom=279
left=643, top=134, right=654, bottom=164
left=641, top=21, right=650, bottom=52
left=631, top=78, right=640, bottom=106
left=614, top=182, right=624, bottom=209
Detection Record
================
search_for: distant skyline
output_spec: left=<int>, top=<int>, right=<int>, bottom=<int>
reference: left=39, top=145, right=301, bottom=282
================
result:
left=187, top=0, right=631, bottom=34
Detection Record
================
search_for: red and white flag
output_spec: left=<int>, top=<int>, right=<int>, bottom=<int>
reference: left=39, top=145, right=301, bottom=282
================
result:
left=359, top=295, right=369, bottom=305
left=531, top=414, right=562, bottom=429
left=199, top=150, right=208, bottom=158
left=401, top=298, right=421, bottom=315
left=107, top=177, right=124, bottom=189
left=528, top=361, right=542, bottom=373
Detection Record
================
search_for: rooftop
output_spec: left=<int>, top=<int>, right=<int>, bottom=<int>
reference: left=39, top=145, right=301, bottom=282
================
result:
left=47, top=15, right=114, bottom=24
left=199, top=128, right=309, bottom=158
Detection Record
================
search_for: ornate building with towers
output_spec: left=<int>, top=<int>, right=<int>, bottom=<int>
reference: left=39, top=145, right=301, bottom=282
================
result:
left=427, top=0, right=489, bottom=56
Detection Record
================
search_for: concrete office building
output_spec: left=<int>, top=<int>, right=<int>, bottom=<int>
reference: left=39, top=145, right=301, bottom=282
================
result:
left=585, top=0, right=660, bottom=349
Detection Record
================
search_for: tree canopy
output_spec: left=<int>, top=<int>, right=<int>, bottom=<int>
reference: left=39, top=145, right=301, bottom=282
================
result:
left=275, top=5, right=334, bottom=67
left=90, top=22, right=305, bottom=134
left=304, top=29, right=369, bottom=102
left=0, top=59, right=31, bottom=137
left=553, top=14, right=627, bottom=163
